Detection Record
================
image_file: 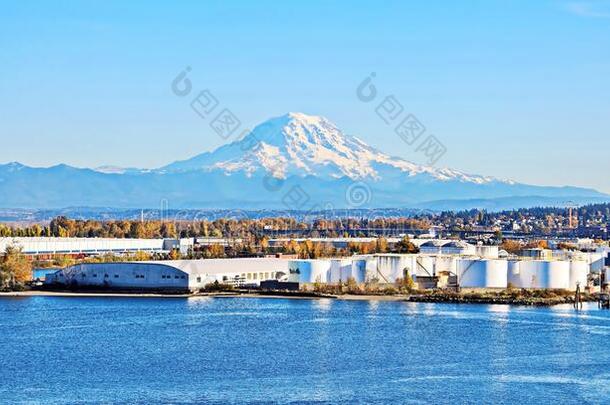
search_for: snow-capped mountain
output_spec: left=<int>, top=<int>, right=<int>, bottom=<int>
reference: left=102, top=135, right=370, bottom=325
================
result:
left=162, top=112, right=498, bottom=184
left=0, top=112, right=607, bottom=210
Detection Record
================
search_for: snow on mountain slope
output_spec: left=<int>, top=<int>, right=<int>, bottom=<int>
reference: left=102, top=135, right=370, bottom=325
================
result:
left=162, top=112, right=500, bottom=184
left=0, top=111, right=607, bottom=209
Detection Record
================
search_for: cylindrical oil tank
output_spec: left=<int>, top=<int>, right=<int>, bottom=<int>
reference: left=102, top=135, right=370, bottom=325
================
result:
left=374, top=255, right=416, bottom=282
left=568, top=260, right=588, bottom=290
left=340, top=261, right=353, bottom=282
left=517, top=261, right=570, bottom=289
left=588, top=253, right=604, bottom=273
left=365, top=257, right=378, bottom=282
left=287, top=260, right=331, bottom=283
left=540, top=261, right=570, bottom=289
left=350, top=259, right=367, bottom=283
left=442, top=241, right=476, bottom=256
left=394, top=255, right=417, bottom=280
left=507, top=260, right=521, bottom=287
left=475, top=245, right=499, bottom=259
left=567, top=251, right=587, bottom=262
left=330, top=259, right=352, bottom=283
left=457, top=259, right=507, bottom=288
left=433, top=256, right=457, bottom=275
left=374, top=255, right=394, bottom=282
left=414, top=256, right=435, bottom=277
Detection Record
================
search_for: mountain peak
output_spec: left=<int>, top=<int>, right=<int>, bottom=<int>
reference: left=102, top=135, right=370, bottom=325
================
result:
left=161, top=113, right=498, bottom=184
left=282, top=112, right=335, bottom=127
left=0, top=114, right=607, bottom=210
left=240, top=112, right=340, bottom=148
left=0, top=162, right=27, bottom=172
left=285, top=111, right=324, bottom=121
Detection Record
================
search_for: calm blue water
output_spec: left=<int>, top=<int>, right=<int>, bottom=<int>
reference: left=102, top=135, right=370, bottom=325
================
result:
left=32, top=268, right=58, bottom=280
left=2, top=297, right=610, bottom=404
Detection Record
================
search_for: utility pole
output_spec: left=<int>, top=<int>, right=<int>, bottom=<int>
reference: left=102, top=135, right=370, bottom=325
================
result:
left=574, top=282, right=582, bottom=310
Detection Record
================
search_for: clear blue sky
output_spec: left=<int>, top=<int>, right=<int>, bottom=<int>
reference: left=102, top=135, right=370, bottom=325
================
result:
left=1, top=0, right=609, bottom=192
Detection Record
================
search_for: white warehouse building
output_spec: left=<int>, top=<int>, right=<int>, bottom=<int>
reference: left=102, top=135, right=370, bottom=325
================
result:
left=45, top=258, right=291, bottom=292
left=0, top=237, right=193, bottom=256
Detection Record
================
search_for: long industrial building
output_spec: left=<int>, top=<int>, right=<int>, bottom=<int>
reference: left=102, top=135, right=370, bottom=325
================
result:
left=34, top=236, right=609, bottom=291
left=45, top=258, right=291, bottom=292
left=0, top=237, right=193, bottom=255
left=44, top=246, right=608, bottom=292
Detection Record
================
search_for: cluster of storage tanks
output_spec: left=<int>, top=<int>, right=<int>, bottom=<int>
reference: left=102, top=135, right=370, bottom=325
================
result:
left=506, top=260, right=589, bottom=290
left=457, top=259, right=588, bottom=290
left=288, top=253, right=598, bottom=290
left=289, top=259, right=368, bottom=284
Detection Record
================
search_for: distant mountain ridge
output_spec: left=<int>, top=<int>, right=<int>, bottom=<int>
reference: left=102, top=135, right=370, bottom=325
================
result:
left=0, top=113, right=607, bottom=210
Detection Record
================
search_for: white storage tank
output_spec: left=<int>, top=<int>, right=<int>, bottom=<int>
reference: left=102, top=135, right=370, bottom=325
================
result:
left=287, top=260, right=331, bottom=283
left=516, top=261, right=570, bottom=289
left=442, top=241, right=476, bottom=256
left=507, top=260, right=521, bottom=287
left=588, top=253, right=605, bottom=273
left=475, top=245, right=499, bottom=259
left=350, top=258, right=367, bottom=283
left=340, top=261, right=353, bottom=282
left=457, top=259, right=507, bottom=288
left=413, top=256, right=436, bottom=277
left=568, top=260, right=588, bottom=290
left=329, top=259, right=352, bottom=283
left=374, top=254, right=417, bottom=282
left=433, top=256, right=457, bottom=275
left=365, top=257, right=379, bottom=282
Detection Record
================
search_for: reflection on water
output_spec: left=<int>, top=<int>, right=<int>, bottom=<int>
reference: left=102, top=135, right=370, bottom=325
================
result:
left=2, top=297, right=610, bottom=403
left=185, top=295, right=213, bottom=308
left=313, top=298, right=333, bottom=312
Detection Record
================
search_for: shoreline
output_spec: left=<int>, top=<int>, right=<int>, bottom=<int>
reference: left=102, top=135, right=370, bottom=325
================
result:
left=404, top=294, right=593, bottom=307
left=0, top=290, right=401, bottom=301
left=0, top=290, right=195, bottom=298
left=0, top=290, right=595, bottom=306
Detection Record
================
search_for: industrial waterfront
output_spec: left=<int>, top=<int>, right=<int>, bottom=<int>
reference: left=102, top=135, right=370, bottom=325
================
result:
left=2, top=296, right=610, bottom=403
left=35, top=239, right=608, bottom=294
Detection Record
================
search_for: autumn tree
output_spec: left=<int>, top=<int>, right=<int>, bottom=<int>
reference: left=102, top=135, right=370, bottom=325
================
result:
left=523, top=240, right=549, bottom=249
left=169, top=249, right=181, bottom=260
left=160, top=222, right=177, bottom=238
left=259, top=236, right=269, bottom=253
left=557, top=242, right=577, bottom=251
left=133, top=250, right=152, bottom=261
left=0, top=246, right=32, bottom=290
left=395, top=268, right=415, bottom=292
left=499, top=239, right=522, bottom=255
left=376, top=237, right=388, bottom=253
left=54, top=255, right=75, bottom=268
left=394, top=236, right=418, bottom=254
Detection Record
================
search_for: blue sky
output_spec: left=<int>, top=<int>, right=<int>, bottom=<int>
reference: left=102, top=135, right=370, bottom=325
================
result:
left=1, top=0, right=609, bottom=192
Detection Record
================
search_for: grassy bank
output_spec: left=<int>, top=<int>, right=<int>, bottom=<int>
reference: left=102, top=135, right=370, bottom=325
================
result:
left=5, top=285, right=597, bottom=306
left=406, top=289, right=596, bottom=306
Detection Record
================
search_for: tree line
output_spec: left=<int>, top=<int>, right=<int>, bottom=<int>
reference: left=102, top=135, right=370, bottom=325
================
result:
left=0, top=216, right=430, bottom=239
